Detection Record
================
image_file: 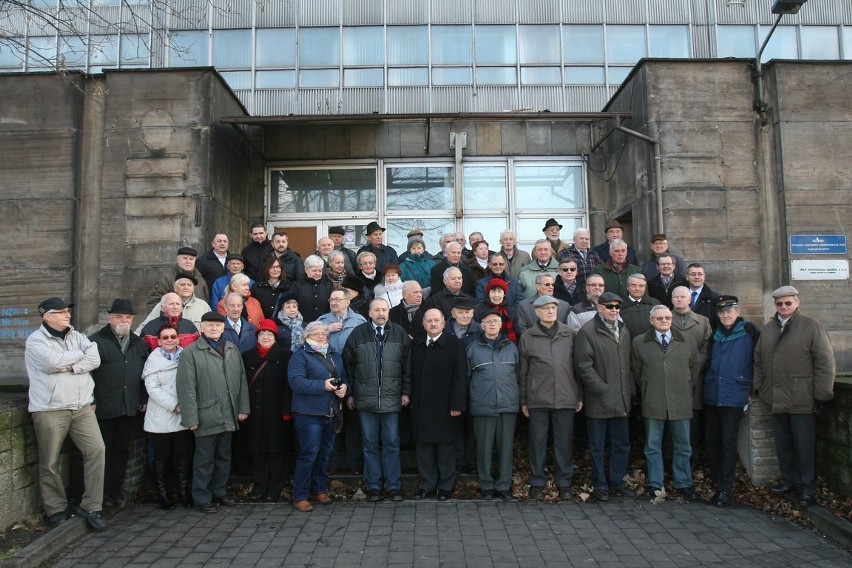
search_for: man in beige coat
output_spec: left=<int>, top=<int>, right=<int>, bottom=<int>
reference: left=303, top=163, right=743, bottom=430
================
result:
left=753, top=286, right=835, bottom=507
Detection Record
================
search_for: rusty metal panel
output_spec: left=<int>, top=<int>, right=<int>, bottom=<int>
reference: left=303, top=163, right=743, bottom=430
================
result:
left=431, top=0, right=473, bottom=24
left=299, top=0, right=341, bottom=26
left=648, top=0, right=690, bottom=24
left=210, top=0, right=254, bottom=28
left=475, top=0, right=516, bottom=24
left=340, top=87, right=385, bottom=113
left=256, top=0, right=296, bottom=27
left=431, top=86, right=474, bottom=112
left=387, top=87, right=430, bottom=113
left=386, top=0, right=429, bottom=25
left=169, top=0, right=210, bottom=30
left=562, top=0, right=605, bottom=24
left=474, top=86, right=519, bottom=112
left=520, top=86, right=566, bottom=112
left=519, top=0, right=561, bottom=24
left=343, top=0, right=383, bottom=25
left=605, top=0, right=647, bottom=24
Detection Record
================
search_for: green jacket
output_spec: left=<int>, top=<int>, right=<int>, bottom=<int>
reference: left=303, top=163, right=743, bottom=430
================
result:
left=631, top=327, right=698, bottom=421
left=518, top=322, right=581, bottom=410
left=517, top=259, right=559, bottom=298
left=592, top=262, right=641, bottom=301
left=176, top=338, right=249, bottom=437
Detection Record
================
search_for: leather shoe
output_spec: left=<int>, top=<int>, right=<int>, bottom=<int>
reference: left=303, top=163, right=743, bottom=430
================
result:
left=770, top=483, right=794, bottom=496
left=643, top=486, right=661, bottom=499
left=495, top=490, right=513, bottom=502
left=595, top=489, right=610, bottom=502
left=675, top=486, right=700, bottom=501
left=311, top=493, right=332, bottom=504
left=437, top=491, right=451, bottom=501
left=293, top=500, right=314, bottom=512
left=528, top=487, right=544, bottom=501
left=715, top=492, right=731, bottom=507
left=388, top=490, right=403, bottom=502
left=559, top=488, right=572, bottom=500
left=75, top=507, right=107, bottom=531
left=610, top=486, right=635, bottom=498
left=798, top=494, right=816, bottom=507
left=213, top=495, right=235, bottom=506
left=366, top=489, right=381, bottom=502
left=414, top=489, right=429, bottom=500
left=195, top=502, right=217, bottom=514
left=479, top=490, right=493, bottom=500
left=47, top=512, right=68, bottom=527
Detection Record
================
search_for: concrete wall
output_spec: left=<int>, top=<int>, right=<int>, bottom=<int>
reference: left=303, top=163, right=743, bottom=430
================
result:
left=817, top=376, right=852, bottom=498
left=0, top=394, right=39, bottom=529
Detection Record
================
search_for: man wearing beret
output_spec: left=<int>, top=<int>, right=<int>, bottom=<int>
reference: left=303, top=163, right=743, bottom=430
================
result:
left=146, top=246, right=210, bottom=309
left=176, top=311, right=250, bottom=513
left=26, top=298, right=106, bottom=530
left=89, top=299, right=149, bottom=508
left=753, top=286, right=835, bottom=507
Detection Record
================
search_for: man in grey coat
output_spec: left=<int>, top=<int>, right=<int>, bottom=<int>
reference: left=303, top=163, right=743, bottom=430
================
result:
left=632, top=305, right=700, bottom=501
left=519, top=295, right=582, bottom=501
left=177, top=311, right=249, bottom=513
left=574, top=292, right=635, bottom=501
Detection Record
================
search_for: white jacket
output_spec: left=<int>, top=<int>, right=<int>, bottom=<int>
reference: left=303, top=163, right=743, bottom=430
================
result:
left=142, top=348, right=186, bottom=433
left=25, top=325, right=100, bottom=412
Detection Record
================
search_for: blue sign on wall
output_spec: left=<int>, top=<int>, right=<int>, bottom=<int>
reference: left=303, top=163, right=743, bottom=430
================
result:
left=789, top=235, right=847, bottom=255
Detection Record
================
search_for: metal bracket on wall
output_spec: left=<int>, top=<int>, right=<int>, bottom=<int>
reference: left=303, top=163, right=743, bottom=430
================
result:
left=450, top=132, right=467, bottom=219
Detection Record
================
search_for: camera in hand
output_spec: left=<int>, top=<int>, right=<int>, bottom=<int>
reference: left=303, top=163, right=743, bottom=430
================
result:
left=330, top=375, right=343, bottom=389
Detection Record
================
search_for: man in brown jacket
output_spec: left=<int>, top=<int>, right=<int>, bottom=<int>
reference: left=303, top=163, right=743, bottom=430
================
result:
left=632, top=305, right=700, bottom=501
left=574, top=292, right=635, bottom=501
left=753, top=286, right=835, bottom=507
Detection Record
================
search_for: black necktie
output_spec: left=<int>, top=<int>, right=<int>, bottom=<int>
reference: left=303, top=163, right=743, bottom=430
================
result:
left=375, top=326, right=384, bottom=378
left=427, top=338, right=434, bottom=347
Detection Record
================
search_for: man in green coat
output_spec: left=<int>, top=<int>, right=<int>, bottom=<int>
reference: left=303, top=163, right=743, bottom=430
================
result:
left=177, top=311, right=249, bottom=513
left=632, top=305, right=700, bottom=501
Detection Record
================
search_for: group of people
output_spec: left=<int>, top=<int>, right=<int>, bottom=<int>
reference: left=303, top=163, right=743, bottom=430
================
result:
left=25, top=218, right=835, bottom=525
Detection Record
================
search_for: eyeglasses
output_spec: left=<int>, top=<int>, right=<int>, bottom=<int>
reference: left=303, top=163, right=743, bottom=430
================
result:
left=560, top=267, right=577, bottom=272
left=653, top=316, right=672, bottom=321
left=159, top=334, right=178, bottom=340
left=601, top=304, right=620, bottom=311
left=490, top=262, right=506, bottom=267
left=540, top=283, right=554, bottom=287
left=775, top=300, right=795, bottom=307
left=329, top=297, right=348, bottom=302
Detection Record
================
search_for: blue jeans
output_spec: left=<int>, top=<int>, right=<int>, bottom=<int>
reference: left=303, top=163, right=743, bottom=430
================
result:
left=586, top=416, right=630, bottom=491
left=644, top=418, right=692, bottom=489
left=359, top=410, right=401, bottom=492
left=292, top=414, right=337, bottom=501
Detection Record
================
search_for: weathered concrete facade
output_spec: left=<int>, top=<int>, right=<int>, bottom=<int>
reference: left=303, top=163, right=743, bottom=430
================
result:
left=0, top=69, right=252, bottom=382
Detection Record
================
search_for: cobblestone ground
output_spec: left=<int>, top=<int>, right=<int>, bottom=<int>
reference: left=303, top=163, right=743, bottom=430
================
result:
left=48, top=500, right=850, bottom=568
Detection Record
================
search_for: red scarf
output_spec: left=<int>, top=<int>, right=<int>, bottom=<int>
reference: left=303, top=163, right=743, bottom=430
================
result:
left=257, top=344, right=272, bottom=359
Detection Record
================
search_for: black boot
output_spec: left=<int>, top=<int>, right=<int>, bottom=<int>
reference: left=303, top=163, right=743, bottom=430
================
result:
left=176, top=460, right=193, bottom=507
left=153, top=461, right=174, bottom=510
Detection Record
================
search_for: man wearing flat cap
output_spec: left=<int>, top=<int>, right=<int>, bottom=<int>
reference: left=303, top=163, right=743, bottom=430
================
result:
left=89, top=299, right=149, bottom=507
left=210, top=253, right=254, bottom=309
left=753, top=286, right=835, bottom=507
left=26, top=298, right=106, bottom=530
left=641, top=233, right=686, bottom=281
left=357, top=221, right=399, bottom=272
left=177, top=311, right=250, bottom=513
left=542, top=218, right=569, bottom=255
left=147, top=246, right=210, bottom=309
left=592, top=220, right=639, bottom=265
left=329, top=225, right=358, bottom=270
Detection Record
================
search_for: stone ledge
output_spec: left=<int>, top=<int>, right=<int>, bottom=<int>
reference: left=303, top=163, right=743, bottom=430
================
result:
left=802, top=505, right=852, bottom=551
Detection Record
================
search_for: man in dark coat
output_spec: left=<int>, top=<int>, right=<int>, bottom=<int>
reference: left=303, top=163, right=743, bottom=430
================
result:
left=146, top=246, right=209, bottom=308
left=139, top=293, right=200, bottom=350
left=357, top=221, right=399, bottom=272
left=389, top=281, right=426, bottom=339
left=195, top=233, right=231, bottom=291
left=410, top=308, right=467, bottom=500
left=430, top=242, right=475, bottom=295
left=260, top=232, right=305, bottom=283
left=685, top=263, right=721, bottom=329
left=241, top=223, right=273, bottom=281
left=89, top=299, right=149, bottom=506
left=647, top=254, right=688, bottom=308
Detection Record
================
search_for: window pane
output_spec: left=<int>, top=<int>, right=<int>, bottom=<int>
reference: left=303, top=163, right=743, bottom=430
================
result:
left=120, top=34, right=149, bottom=66
left=464, top=165, right=506, bottom=210
left=760, top=26, right=797, bottom=62
left=432, top=67, right=472, bottom=85
left=256, top=29, right=296, bottom=68
left=27, top=37, right=55, bottom=68
left=649, top=25, right=689, bottom=58
left=801, top=27, right=839, bottom=59
left=565, top=66, right=604, bottom=84
left=213, top=29, right=251, bottom=68
left=476, top=66, right=515, bottom=85
left=432, top=26, right=471, bottom=65
left=170, top=31, right=208, bottom=67
left=386, top=166, right=454, bottom=210
left=386, top=218, right=454, bottom=257
left=519, top=25, right=559, bottom=64
left=607, top=66, right=631, bottom=84
left=564, top=25, right=604, bottom=64
left=271, top=169, right=376, bottom=214
left=517, top=218, right=583, bottom=247
left=844, top=27, right=852, bottom=60
left=59, top=36, right=87, bottom=68
left=344, top=68, right=383, bottom=87
left=515, top=165, right=584, bottom=209
left=387, top=26, right=427, bottom=65
left=388, top=67, right=428, bottom=86
left=221, top=71, right=251, bottom=90
left=89, top=35, right=118, bottom=70
left=256, top=70, right=295, bottom=89
left=462, top=218, right=507, bottom=246
left=299, top=69, right=339, bottom=88
left=607, top=25, right=646, bottom=65
left=475, top=25, right=516, bottom=65
left=300, top=28, right=340, bottom=67
left=717, top=26, right=755, bottom=58
left=343, top=27, right=383, bottom=66
left=520, top=66, right=561, bottom=85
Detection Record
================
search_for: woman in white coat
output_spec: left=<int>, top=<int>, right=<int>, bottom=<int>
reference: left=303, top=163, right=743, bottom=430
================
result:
left=142, top=323, right=193, bottom=509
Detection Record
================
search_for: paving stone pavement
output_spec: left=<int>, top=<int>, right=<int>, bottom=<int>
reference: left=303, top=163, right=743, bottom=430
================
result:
left=46, top=499, right=850, bottom=568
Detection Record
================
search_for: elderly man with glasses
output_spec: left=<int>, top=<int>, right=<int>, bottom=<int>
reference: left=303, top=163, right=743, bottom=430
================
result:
left=474, top=253, right=525, bottom=308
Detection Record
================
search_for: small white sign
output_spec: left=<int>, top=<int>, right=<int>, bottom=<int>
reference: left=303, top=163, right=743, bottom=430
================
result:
left=790, top=259, right=849, bottom=280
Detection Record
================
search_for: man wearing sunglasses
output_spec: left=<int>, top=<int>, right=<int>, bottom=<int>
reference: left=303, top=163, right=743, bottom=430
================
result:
left=753, top=286, right=835, bottom=507
left=553, top=259, right=583, bottom=305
